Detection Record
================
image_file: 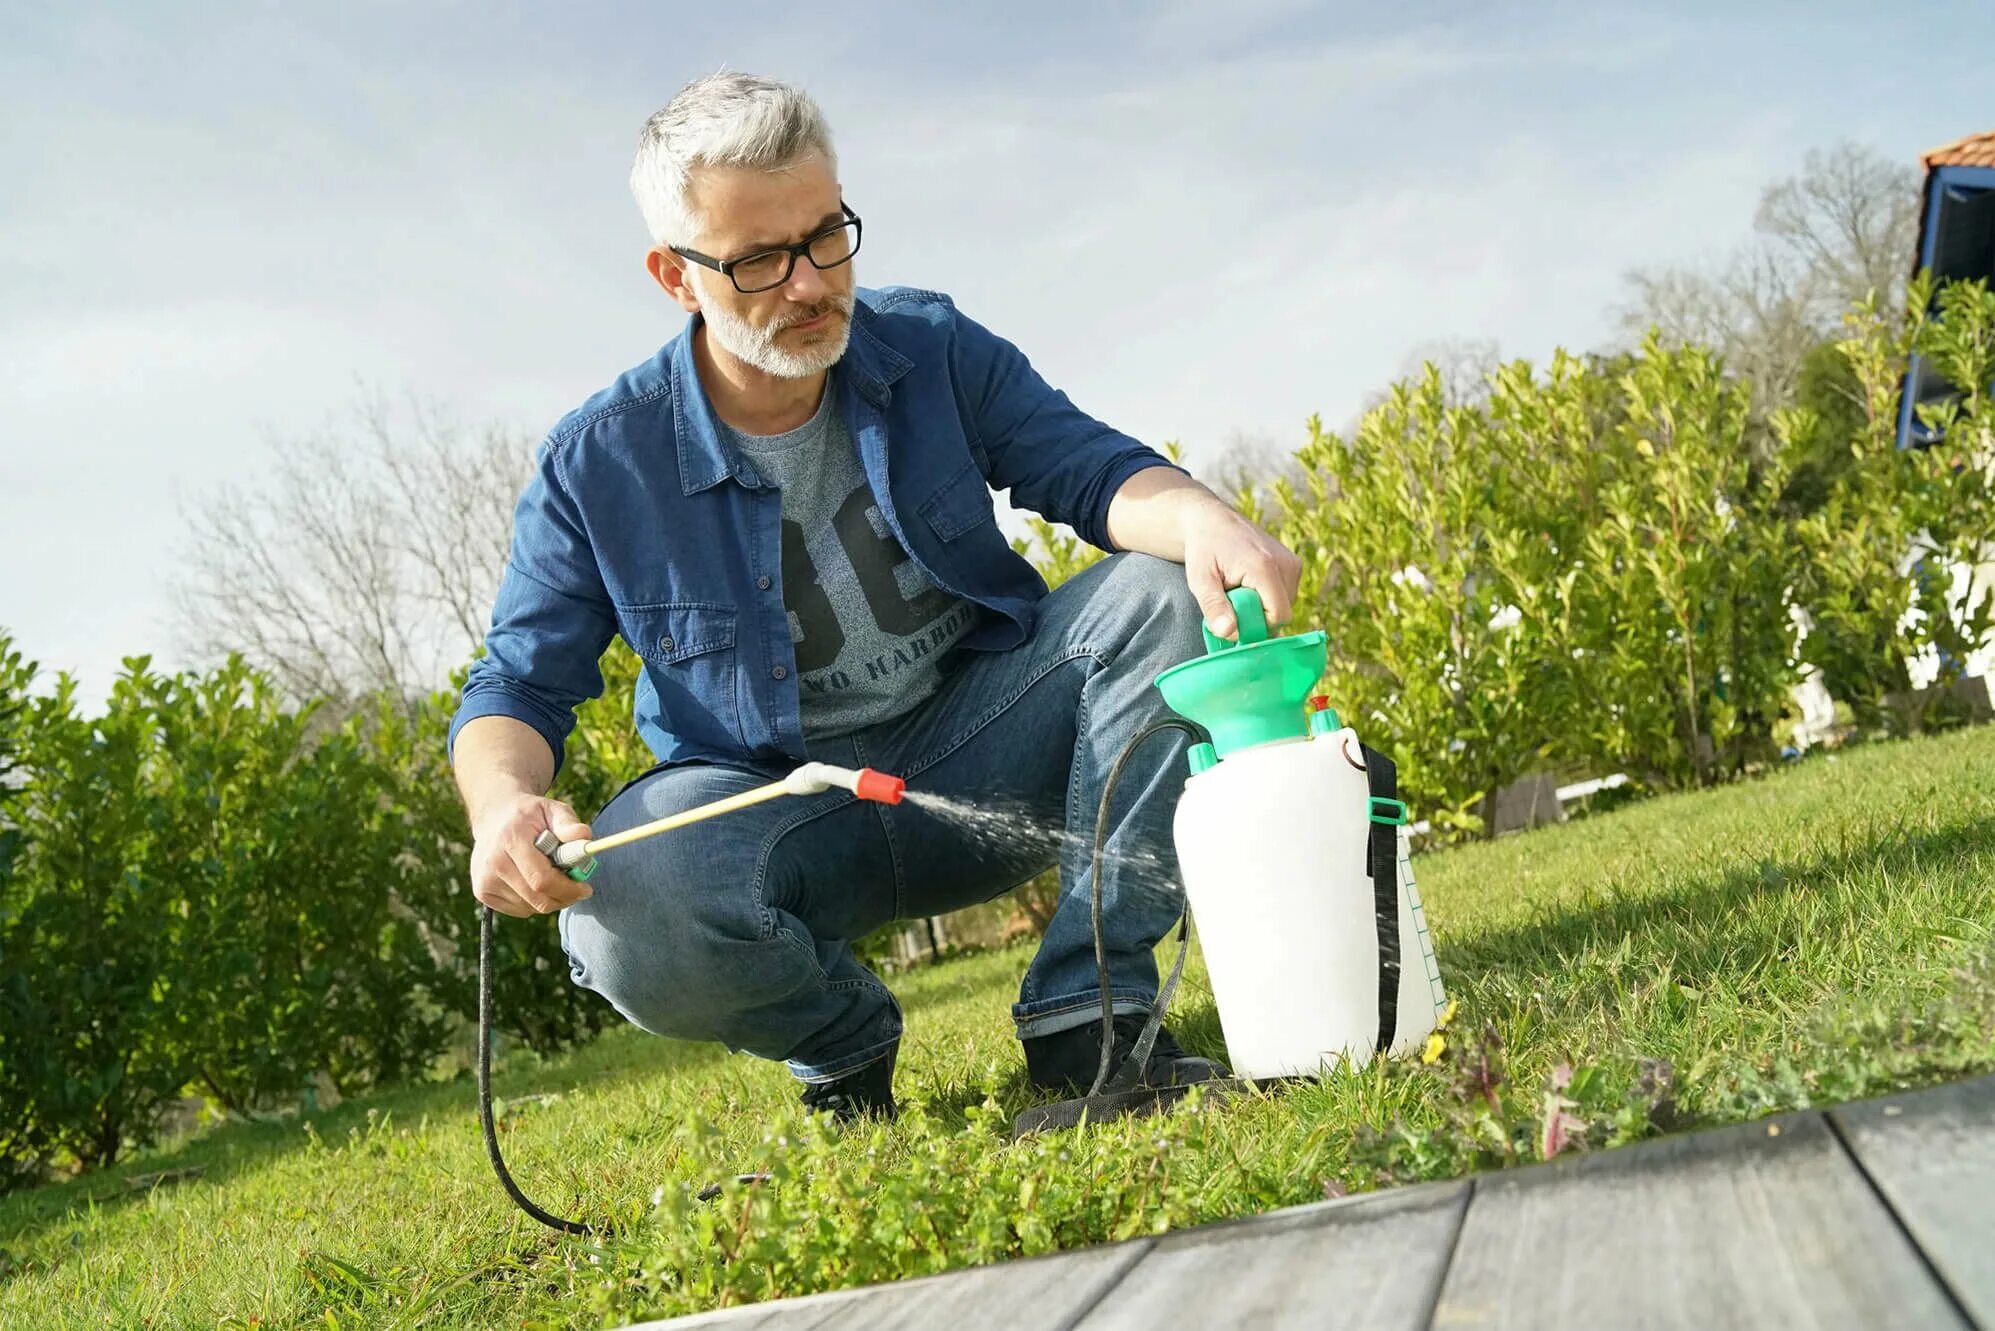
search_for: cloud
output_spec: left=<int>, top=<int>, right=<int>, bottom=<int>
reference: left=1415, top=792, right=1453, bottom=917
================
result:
left=834, top=17, right=1772, bottom=467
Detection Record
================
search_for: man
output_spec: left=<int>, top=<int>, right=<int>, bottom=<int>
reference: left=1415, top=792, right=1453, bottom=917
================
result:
left=450, top=72, right=1302, bottom=1121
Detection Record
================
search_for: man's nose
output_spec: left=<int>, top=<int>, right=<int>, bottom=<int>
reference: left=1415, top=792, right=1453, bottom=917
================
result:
left=784, top=258, right=829, bottom=303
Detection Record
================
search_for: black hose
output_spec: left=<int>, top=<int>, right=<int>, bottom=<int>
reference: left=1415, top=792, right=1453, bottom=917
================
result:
left=1086, top=716, right=1207, bottom=1097
left=478, top=902, right=593, bottom=1235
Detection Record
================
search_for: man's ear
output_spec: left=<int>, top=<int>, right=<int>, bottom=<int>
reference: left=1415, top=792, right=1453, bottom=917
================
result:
left=647, top=248, right=702, bottom=315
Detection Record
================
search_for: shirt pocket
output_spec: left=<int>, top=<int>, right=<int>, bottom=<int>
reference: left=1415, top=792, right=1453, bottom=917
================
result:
left=626, top=600, right=737, bottom=665
left=916, top=458, right=997, bottom=542
left=619, top=600, right=746, bottom=748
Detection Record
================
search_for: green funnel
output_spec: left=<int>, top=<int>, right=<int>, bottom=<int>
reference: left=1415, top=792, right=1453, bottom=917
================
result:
left=1155, top=587, right=1328, bottom=760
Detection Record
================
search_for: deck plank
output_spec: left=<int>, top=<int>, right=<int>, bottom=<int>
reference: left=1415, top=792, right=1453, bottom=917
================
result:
left=624, top=1237, right=1154, bottom=1331
left=1073, top=1178, right=1468, bottom=1330
left=1831, top=1073, right=1995, bottom=1328
left=1430, top=1108, right=1969, bottom=1330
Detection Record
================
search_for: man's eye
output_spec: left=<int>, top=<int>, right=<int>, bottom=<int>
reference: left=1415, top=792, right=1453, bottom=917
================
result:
left=732, top=252, right=787, bottom=283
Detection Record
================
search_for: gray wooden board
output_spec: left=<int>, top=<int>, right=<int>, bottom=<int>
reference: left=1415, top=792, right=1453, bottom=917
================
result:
left=1072, top=1178, right=1469, bottom=1331
left=620, top=1294, right=852, bottom=1331
left=625, top=1237, right=1154, bottom=1331
left=1429, top=1108, right=1970, bottom=1330
left=1831, top=1073, right=1995, bottom=1328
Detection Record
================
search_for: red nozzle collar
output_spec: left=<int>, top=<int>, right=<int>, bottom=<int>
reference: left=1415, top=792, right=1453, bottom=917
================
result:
left=853, top=768, right=905, bottom=804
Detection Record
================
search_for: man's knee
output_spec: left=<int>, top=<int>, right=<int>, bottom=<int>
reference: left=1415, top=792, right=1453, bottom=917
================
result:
left=557, top=793, right=806, bottom=1045
left=1093, top=552, right=1206, bottom=658
left=563, top=877, right=823, bottom=1047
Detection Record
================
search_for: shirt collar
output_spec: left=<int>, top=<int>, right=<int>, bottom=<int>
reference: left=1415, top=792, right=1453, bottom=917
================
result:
left=670, top=296, right=913, bottom=496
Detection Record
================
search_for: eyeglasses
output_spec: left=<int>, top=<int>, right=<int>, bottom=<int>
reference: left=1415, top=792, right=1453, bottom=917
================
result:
left=671, top=203, right=863, bottom=295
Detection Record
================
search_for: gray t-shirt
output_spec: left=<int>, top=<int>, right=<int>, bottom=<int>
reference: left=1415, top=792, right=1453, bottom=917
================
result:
left=721, top=376, right=979, bottom=738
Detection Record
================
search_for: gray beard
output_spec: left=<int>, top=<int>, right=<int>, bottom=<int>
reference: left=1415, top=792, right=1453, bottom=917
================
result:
left=692, top=274, right=854, bottom=379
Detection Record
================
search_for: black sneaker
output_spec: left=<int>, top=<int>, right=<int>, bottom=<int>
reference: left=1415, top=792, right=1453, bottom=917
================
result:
left=1022, top=1012, right=1228, bottom=1095
left=799, top=1047, right=897, bottom=1124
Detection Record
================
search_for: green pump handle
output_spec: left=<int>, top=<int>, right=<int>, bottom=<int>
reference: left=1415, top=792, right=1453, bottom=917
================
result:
left=1201, top=586, right=1269, bottom=652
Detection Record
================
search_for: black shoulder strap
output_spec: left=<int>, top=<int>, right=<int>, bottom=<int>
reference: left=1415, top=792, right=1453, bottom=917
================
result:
left=1361, top=745, right=1400, bottom=1054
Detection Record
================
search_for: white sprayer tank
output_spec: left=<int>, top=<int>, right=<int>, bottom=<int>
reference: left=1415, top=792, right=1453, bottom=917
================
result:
left=1174, top=727, right=1446, bottom=1079
left=1154, top=587, right=1448, bottom=1081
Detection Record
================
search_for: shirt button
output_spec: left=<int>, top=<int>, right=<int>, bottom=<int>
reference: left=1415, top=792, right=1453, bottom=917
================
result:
left=757, top=575, right=772, bottom=590
left=658, top=635, right=674, bottom=652
left=771, top=665, right=788, bottom=680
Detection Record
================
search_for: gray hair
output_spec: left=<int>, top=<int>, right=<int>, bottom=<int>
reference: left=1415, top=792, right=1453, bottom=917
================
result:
left=630, top=72, right=837, bottom=248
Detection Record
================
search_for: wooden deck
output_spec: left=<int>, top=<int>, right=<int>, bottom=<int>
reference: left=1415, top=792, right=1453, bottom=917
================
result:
left=626, top=1072, right=1994, bottom=1330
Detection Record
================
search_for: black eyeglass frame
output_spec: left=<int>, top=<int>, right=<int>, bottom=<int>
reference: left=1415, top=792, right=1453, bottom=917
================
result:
left=669, top=203, right=863, bottom=294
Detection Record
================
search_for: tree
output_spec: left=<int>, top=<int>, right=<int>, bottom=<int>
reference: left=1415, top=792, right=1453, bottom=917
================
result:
left=1618, top=141, right=1920, bottom=429
left=1756, top=141, right=1922, bottom=323
left=1620, top=237, right=1822, bottom=425
left=1396, top=336, right=1505, bottom=408
left=169, top=393, right=534, bottom=714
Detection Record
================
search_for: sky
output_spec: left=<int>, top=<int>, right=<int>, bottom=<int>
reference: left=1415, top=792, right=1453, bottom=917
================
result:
left=3, top=0, right=1992, bottom=705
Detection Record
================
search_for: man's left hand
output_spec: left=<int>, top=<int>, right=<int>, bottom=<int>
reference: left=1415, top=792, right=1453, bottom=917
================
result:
left=1179, top=500, right=1303, bottom=640
left=1103, top=466, right=1305, bottom=638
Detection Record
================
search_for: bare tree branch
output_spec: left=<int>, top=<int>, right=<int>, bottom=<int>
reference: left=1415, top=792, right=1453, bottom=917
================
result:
left=1196, top=427, right=1308, bottom=506
left=1755, top=141, right=1920, bottom=318
left=1615, top=140, right=1921, bottom=430
left=169, top=392, right=535, bottom=714
left=1396, top=336, right=1505, bottom=408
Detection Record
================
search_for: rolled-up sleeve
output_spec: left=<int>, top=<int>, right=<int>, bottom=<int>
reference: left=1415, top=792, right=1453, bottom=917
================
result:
left=949, top=305, right=1182, bottom=551
left=446, top=442, right=617, bottom=776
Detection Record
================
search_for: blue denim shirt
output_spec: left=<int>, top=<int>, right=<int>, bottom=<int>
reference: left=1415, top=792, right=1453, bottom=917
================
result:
left=447, top=286, right=1180, bottom=777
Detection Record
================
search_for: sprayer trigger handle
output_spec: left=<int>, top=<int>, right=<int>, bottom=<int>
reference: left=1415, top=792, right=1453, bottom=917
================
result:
left=533, top=828, right=596, bottom=877
left=1201, top=586, right=1269, bottom=652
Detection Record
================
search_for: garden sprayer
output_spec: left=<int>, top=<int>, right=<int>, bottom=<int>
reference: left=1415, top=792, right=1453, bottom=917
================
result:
left=1158, top=590, right=1447, bottom=1064
left=481, top=588, right=1447, bottom=1230
left=1012, top=585, right=1450, bottom=1134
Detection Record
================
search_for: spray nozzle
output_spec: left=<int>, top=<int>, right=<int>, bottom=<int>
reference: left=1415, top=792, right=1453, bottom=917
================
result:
left=853, top=769, right=906, bottom=804
left=784, top=762, right=906, bottom=804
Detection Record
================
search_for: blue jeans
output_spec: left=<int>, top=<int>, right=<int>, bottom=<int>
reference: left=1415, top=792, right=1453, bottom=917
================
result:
left=557, top=552, right=1205, bottom=1083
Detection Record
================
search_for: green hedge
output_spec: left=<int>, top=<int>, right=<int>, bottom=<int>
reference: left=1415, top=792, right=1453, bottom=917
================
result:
left=0, top=655, right=450, bottom=1183
left=0, top=645, right=650, bottom=1187
left=1230, top=275, right=1994, bottom=834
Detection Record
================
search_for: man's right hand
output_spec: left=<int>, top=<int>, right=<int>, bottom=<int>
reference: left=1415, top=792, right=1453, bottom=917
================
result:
left=470, top=794, right=596, bottom=918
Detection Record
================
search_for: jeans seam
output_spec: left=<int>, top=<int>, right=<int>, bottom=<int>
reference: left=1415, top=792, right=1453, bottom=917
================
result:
left=1025, top=653, right=1107, bottom=1010
left=750, top=794, right=855, bottom=979
left=853, top=732, right=909, bottom=920
left=1066, top=663, right=1096, bottom=851
left=747, top=779, right=905, bottom=1059
left=895, top=645, right=1109, bottom=785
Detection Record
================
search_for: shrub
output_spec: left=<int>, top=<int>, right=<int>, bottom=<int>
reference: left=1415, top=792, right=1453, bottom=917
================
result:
left=1, top=653, right=461, bottom=1182
left=1787, top=274, right=1995, bottom=733
left=359, top=655, right=628, bottom=1058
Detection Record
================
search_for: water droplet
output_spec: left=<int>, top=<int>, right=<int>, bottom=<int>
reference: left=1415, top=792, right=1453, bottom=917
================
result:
left=897, top=789, right=1185, bottom=909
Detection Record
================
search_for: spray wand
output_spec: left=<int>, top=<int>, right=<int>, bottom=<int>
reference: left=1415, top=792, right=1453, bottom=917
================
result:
left=527, top=762, right=906, bottom=880
left=479, top=761, right=906, bottom=1236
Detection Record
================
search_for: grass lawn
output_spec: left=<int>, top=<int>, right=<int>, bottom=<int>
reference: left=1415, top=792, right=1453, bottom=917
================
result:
left=4, top=725, right=1994, bottom=1329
